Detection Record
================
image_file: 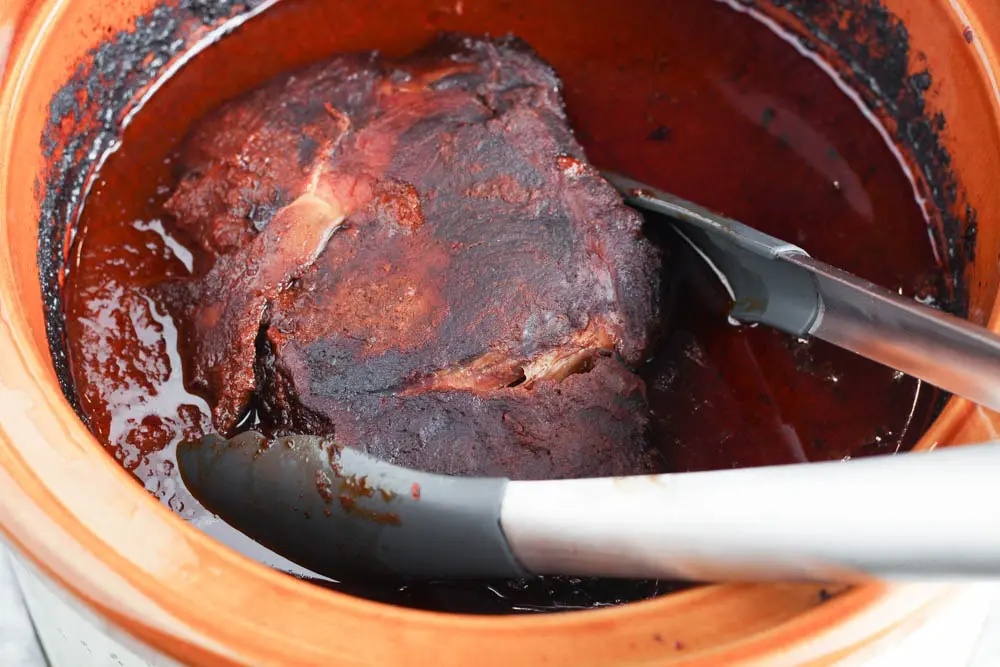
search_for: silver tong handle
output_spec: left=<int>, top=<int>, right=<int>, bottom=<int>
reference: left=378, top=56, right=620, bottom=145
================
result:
left=504, top=442, right=1000, bottom=582
left=787, top=253, right=1000, bottom=414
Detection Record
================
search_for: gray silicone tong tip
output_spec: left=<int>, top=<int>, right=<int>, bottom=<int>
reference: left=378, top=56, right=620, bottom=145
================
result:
left=603, top=171, right=822, bottom=337
left=177, top=432, right=527, bottom=580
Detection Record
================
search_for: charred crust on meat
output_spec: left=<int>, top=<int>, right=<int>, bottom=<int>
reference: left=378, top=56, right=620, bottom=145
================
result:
left=156, top=35, right=664, bottom=479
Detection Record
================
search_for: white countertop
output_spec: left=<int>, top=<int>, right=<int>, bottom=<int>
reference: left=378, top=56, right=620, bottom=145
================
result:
left=0, top=548, right=45, bottom=665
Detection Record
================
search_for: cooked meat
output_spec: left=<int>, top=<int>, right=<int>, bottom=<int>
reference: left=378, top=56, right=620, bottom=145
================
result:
left=159, top=34, right=665, bottom=479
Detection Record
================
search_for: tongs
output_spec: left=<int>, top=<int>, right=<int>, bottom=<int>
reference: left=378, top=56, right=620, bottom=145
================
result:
left=177, top=176, right=1000, bottom=583
left=180, top=433, right=1000, bottom=582
left=602, top=172, right=1000, bottom=413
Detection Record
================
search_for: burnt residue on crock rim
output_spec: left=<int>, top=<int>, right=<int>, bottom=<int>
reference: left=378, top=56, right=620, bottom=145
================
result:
left=766, top=0, right=975, bottom=306
left=37, top=0, right=973, bottom=413
left=36, top=0, right=268, bottom=409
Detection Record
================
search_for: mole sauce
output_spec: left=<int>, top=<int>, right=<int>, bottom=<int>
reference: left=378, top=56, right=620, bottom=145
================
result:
left=63, top=0, right=946, bottom=613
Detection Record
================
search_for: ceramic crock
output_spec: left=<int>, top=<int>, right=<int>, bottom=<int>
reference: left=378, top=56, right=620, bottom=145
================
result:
left=2, top=0, right=1000, bottom=665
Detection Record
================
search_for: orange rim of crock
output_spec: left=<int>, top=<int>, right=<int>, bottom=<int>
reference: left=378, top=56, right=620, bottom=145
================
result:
left=1, top=0, right=999, bottom=665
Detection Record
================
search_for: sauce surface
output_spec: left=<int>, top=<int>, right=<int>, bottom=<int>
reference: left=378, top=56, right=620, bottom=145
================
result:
left=64, top=0, right=945, bottom=612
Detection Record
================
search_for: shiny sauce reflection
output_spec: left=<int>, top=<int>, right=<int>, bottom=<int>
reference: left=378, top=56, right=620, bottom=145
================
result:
left=63, top=0, right=946, bottom=612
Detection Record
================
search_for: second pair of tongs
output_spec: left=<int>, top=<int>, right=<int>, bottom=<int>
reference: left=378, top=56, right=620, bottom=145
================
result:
left=603, top=173, right=1000, bottom=413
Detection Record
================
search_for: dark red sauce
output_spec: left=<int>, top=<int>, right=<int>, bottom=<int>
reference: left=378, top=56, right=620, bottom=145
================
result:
left=63, top=0, right=945, bottom=613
